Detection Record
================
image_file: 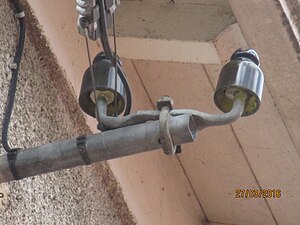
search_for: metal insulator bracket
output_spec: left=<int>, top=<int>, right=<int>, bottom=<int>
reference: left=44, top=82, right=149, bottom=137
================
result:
left=157, top=96, right=181, bottom=155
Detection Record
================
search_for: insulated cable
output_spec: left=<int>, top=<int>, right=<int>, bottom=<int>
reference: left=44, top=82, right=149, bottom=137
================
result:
left=112, top=13, right=118, bottom=116
left=84, top=31, right=100, bottom=121
left=2, top=0, right=25, bottom=153
left=97, top=0, right=132, bottom=116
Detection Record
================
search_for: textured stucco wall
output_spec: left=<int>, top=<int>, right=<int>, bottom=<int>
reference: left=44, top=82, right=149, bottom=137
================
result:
left=0, top=1, right=134, bottom=224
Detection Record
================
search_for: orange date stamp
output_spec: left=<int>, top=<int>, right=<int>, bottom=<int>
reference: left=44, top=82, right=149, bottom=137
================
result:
left=235, top=189, right=281, bottom=198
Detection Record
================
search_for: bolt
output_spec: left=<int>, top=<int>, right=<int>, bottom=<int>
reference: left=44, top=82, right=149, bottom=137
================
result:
left=157, top=95, right=174, bottom=110
left=230, top=48, right=260, bottom=66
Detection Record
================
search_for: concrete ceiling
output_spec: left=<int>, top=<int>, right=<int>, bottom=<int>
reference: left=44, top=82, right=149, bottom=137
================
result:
left=110, top=0, right=235, bottom=64
left=115, top=0, right=235, bottom=41
left=25, top=0, right=300, bottom=224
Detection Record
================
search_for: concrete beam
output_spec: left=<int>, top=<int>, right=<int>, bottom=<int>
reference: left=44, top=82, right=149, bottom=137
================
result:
left=109, top=0, right=235, bottom=63
left=209, top=222, right=237, bottom=225
left=278, top=0, right=300, bottom=45
left=116, top=1, right=235, bottom=42
left=108, top=37, right=220, bottom=64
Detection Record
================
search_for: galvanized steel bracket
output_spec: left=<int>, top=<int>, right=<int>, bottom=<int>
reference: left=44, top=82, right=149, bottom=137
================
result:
left=157, top=96, right=181, bottom=155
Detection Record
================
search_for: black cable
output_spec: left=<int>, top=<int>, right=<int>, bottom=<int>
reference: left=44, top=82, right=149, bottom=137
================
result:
left=112, top=13, right=118, bottom=117
left=97, top=0, right=132, bottom=116
left=2, top=0, right=25, bottom=152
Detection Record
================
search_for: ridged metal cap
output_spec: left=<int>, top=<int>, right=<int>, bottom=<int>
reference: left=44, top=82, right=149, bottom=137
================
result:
left=214, top=49, right=264, bottom=116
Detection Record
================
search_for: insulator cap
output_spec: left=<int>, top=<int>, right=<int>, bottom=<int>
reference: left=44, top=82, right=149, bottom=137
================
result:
left=214, top=49, right=264, bottom=116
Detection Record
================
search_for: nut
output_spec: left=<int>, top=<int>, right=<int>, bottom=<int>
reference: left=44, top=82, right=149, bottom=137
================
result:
left=157, top=95, right=174, bottom=110
left=230, top=48, right=260, bottom=66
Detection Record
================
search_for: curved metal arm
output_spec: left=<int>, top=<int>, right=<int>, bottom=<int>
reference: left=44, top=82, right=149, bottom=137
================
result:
left=96, top=96, right=160, bottom=130
left=171, top=92, right=246, bottom=130
left=96, top=92, right=247, bottom=131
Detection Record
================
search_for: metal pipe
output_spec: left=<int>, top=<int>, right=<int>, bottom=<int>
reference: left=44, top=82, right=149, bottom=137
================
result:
left=0, top=114, right=196, bottom=183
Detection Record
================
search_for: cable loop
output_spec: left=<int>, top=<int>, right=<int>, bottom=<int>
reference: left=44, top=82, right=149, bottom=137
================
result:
left=2, top=0, right=25, bottom=153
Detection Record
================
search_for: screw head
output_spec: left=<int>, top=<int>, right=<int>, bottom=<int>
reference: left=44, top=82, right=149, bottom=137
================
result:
left=157, top=95, right=174, bottom=110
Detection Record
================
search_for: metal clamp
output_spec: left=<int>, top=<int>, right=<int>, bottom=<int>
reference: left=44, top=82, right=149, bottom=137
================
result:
left=76, top=136, right=92, bottom=165
left=7, top=148, right=20, bottom=180
left=157, top=96, right=181, bottom=155
left=14, top=11, right=25, bottom=19
left=8, top=62, right=17, bottom=70
left=6, top=57, right=17, bottom=71
left=76, top=0, right=101, bottom=40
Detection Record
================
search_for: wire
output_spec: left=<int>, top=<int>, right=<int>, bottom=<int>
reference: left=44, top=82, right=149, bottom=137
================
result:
left=2, top=0, right=25, bottom=153
left=97, top=0, right=132, bottom=116
left=112, top=13, right=118, bottom=116
left=84, top=33, right=100, bottom=121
